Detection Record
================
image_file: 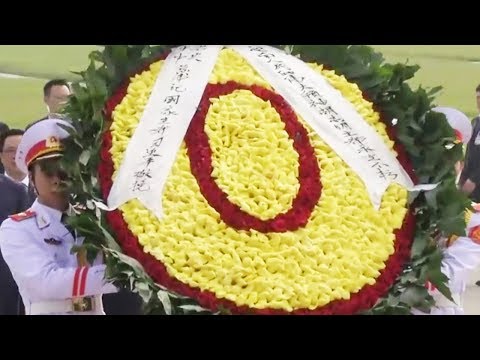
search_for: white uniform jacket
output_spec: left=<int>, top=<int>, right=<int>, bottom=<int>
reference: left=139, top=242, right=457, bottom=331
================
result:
left=0, top=200, right=118, bottom=315
left=413, top=212, right=480, bottom=315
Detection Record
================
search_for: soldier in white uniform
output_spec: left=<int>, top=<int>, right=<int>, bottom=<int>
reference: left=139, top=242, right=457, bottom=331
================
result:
left=412, top=107, right=480, bottom=315
left=0, top=118, right=118, bottom=315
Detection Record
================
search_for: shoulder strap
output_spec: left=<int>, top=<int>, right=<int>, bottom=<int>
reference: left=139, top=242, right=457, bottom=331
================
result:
left=9, top=209, right=37, bottom=222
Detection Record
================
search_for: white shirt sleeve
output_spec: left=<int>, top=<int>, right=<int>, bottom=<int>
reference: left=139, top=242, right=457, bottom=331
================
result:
left=0, top=221, right=117, bottom=301
left=441, top=236, right=480, bottom=284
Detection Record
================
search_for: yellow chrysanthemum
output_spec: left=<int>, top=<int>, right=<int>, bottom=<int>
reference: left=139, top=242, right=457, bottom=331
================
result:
left=109, top=48, right=408, bottom=311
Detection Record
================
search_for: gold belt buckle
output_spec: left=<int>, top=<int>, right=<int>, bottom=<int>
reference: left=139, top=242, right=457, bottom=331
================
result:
left=72, top=297, right=95, bottom=312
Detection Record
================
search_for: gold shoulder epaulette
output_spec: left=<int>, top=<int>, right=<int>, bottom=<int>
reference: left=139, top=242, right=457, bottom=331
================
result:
left=9, top=209, right=36, bottom=222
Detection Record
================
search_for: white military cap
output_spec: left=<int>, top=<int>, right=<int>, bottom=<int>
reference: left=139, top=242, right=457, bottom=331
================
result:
left=15, top=118, right=73, bottom=174
left=432, top=106, right=472, bottom=145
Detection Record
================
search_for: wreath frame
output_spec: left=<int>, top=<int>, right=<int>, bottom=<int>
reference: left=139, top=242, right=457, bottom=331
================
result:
left=61, top=45, right=471, bottom=315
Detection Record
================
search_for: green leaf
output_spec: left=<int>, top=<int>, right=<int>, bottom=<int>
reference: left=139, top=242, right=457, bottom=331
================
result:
left=406, top=120, right=423, bottom=132
left=88, top=50, right=104, bottom=63
left=424, top=186, right=439, bottom=210
left=398, top=285, right=428, bottom=306
left=217, top=305, right=232, bottom=315
left=105, top=248, right=146, bottom=273
left=79, top=149, right=91, bottom=166
left=157, top=291, right=172, bottom=315
left=426, top=250, right=454, bottom=302
left=135, top=281, right=153, bottom=304
left=99, top=225, right=122, bottom=252
left=411, top=233, right=429, bottom=258
left=386, top=294, right=401, bottom=306
left=179, top=304, right=210, bottom=313
left=121, top=270, right=134, bottom=278
left=70, top=243, right=100, bottom=264
left=427, top=86, right=443, bottom=98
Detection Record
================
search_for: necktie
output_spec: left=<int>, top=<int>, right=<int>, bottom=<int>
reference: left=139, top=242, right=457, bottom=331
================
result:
left=62, top=213, right=88, bottom=266
left=61, top=213, right=75, bottom=239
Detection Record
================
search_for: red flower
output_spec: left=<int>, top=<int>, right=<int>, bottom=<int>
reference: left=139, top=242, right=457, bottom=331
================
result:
left=104, top=88, right=127, bottom=120
left=98, top=61, right=416, bottom=315
left=184, top=82, right=322, bottom=233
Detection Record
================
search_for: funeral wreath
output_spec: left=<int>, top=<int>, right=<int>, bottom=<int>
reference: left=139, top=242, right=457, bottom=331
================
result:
left=60, top=45, right=470, bottom=315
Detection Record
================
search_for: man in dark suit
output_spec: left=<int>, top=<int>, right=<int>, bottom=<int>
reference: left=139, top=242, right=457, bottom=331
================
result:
left=0, top=129, right=35, bottom=205
left=0, top=122, right=9, bottom=174
left=460, top=84, right=480, bottom=201
left=0, top=175, right=29, bottom=226
left=459, top=84, right=480, bottom=287
left=26, top=79, right=72, bottom=129
left=0, top=174, right=30, bottom=314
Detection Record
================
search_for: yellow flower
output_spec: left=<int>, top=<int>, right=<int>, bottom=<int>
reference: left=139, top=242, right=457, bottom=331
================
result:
left=109, top=48, right=408, bottom=311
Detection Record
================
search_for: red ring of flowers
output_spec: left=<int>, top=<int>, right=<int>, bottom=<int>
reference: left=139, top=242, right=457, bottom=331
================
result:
left=98, top=55, right=416, bottom=315
left=185, top=81, right=321, bottom=232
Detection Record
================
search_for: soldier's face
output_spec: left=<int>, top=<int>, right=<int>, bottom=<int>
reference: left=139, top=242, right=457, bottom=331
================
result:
left=31, top=157, right=68, bottom=196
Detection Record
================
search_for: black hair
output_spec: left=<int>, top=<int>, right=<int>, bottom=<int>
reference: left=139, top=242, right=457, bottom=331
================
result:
left=0, top=128, right=24, bottom=152
left=0, top=122, right=9, bottom=135
left=43, top=79, right=70, bottom=97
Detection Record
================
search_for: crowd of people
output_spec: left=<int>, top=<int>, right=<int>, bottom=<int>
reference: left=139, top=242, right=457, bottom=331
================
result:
left=0, top=79, right=143, bottom=315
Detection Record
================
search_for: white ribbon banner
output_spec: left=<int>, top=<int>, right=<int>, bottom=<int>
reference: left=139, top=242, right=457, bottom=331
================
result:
left=228, top=45, right=419, bottom=209
left=106, top=44, right=434, bottom=219
left=107, top=45, right=222, bottom=219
